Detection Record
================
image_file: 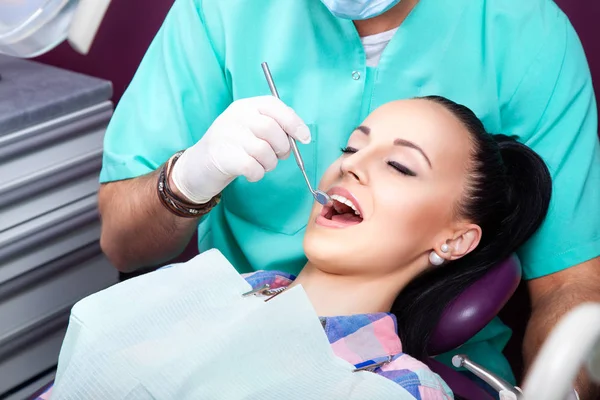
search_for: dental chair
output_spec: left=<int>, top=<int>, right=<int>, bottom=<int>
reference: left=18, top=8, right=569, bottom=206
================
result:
left=425, top=254, right=523, bottom=399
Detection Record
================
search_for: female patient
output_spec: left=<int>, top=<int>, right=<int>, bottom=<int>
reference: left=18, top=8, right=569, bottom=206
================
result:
left=41, top=96, right=551, bottom=399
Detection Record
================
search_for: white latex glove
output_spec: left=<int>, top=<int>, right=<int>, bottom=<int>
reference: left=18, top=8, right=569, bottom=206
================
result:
left=171, top=96, right=311, bottom=204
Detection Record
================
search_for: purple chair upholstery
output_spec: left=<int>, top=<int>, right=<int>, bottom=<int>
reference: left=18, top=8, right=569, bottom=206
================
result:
left=426, top=254, right=522, bottom=399
left=429, top=254, right=522, bottom=355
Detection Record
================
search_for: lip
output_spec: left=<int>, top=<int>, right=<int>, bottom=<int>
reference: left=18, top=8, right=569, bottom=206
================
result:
left=316, top=186, right=364, bottom=229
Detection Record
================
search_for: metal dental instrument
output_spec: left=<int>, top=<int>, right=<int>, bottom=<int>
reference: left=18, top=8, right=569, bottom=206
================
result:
left=452, top=355, right=523, bottom=399
left=261, top=62, right=332, bottom=206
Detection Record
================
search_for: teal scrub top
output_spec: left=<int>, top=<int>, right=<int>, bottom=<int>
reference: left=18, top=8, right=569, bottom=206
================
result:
left=100, top=0, right=600, bottom=384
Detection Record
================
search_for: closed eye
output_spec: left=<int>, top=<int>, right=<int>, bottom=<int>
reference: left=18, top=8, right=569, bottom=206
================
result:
left=341, top=146, right=358, bottom=154
left=342, top=147, right=416, bottom=176
left=388, top=161, right=417, bottom=177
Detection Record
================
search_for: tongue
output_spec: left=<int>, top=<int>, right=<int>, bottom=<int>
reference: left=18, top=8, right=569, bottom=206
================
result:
left=331, top=212, right=362, bottom=225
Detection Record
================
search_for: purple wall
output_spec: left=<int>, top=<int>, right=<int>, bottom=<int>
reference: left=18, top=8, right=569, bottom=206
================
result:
left=36, top=0, right=174, bottom=102
left=556, top=0, right=600, bottom=111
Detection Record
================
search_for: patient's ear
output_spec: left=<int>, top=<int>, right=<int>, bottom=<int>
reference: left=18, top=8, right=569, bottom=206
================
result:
left=447, top=224, right=481, bottom=260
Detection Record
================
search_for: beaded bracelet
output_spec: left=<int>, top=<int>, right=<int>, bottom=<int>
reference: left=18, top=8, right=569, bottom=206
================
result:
left=157, top=151, right=220, bottom=218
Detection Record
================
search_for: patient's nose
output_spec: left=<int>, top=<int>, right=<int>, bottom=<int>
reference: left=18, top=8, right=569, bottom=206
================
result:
left=340, top=155, right=368, bottom=184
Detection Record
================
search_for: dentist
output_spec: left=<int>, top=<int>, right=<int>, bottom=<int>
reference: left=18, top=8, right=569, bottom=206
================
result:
left=96, top=0, right=600, bottom=397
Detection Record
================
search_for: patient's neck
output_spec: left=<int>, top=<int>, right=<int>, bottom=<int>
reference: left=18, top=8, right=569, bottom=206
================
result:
left=289, top=263, right=412, bottom=317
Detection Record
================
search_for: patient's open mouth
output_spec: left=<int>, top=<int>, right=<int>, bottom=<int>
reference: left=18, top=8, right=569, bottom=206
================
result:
left=317, top=189, right=363, bottom=228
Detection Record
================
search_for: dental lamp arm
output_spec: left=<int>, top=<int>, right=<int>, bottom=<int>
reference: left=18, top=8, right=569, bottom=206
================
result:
left=525, top=257, right=600, bottom=399
left=0, top=0, right=111, bottom=58
left=68, top=0, right=112, bottom=55
left=522, top=303, right=600, bottom=400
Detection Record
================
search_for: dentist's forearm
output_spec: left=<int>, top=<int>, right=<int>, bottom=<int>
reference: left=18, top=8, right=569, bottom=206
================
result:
left=98, top=170, right=200, bottom=273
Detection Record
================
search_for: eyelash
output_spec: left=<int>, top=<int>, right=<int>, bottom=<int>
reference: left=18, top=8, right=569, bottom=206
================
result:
left=388, top=161, right=417, bottom=177
left=341, top=146, right=358, bottom=154
left=340, top=147, right=417, bottom=177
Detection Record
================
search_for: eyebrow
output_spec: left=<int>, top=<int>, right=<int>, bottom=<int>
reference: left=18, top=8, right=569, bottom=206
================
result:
left=394, top=138, right=432, bottom=168
left=356, top=125, right=371, bottom=135
left=354, top=125, right=432, bottom=168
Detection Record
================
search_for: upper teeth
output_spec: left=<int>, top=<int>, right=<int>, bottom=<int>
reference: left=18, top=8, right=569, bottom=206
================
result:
left=330, top=194, right=361, bottom=216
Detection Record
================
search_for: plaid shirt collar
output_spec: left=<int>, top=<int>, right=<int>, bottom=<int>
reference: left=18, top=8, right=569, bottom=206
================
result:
left=242, top=270, right=403, bottom=366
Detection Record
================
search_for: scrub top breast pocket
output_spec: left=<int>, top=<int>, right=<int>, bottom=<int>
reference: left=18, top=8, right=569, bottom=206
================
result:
left=222, top=124, right=319, bottom=236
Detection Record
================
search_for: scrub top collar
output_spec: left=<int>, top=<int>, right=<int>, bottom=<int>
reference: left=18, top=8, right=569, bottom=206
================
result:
left=335, top=0, right=470, bottom=72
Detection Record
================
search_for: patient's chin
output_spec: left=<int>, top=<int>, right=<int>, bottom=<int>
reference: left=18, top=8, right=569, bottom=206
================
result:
left=303, top=222, right=420, bottom=278
left=303, top=230, right=364, bottom=273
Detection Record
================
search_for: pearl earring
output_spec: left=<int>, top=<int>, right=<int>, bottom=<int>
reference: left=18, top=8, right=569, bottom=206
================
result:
left=441, top=243, right=450, bottom=253
left=429, top=251, right=445, bottom=266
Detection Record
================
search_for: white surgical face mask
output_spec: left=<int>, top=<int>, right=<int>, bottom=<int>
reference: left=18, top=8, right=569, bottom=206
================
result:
left=320, top=0, right=402, bottom=20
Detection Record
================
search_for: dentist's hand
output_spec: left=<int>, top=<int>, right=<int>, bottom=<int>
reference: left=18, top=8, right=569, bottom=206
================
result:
left=171, top=96, right=311, bottom=204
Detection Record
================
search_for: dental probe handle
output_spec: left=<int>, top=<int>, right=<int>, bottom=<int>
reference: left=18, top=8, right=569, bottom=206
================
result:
left=260, top=62, right=332, bottom=205
left=260, top=62, right=309, bottom=179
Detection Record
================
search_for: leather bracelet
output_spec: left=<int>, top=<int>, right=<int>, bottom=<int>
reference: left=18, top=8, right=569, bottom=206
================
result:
left=157, top=151, right=221, bottom=218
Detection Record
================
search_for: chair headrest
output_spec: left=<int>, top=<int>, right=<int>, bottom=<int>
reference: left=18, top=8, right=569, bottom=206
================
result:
left=427, top=254, right=522, bottom=355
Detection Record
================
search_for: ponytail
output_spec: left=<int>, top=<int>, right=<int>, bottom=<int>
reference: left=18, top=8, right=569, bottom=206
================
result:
left=392, top=97, right=552, bottom=361
left=496, top=135, right=553, bottom=252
